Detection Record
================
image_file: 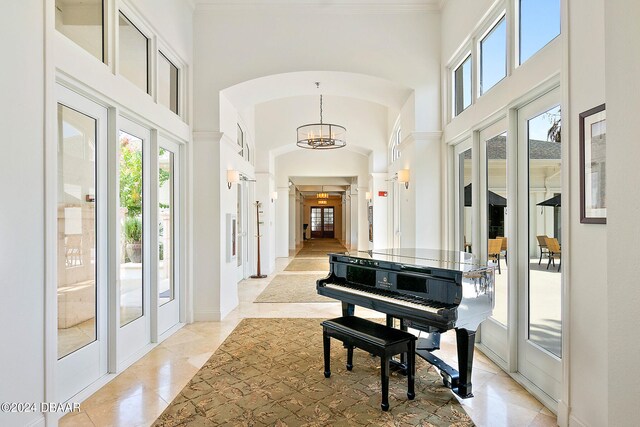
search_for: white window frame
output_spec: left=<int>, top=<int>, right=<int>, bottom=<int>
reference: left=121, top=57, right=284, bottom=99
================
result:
left=516, top=0, right=561, bottom=67
left=116, top=5, right=152, bottom=96
left=478, top=11, right=508, bottom=97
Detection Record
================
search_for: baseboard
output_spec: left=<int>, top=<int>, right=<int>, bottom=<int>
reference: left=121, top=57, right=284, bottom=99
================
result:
left=26, top=415, right=45, bottom=427
left=568, top=413, right=588, bottom=427
left=557, top=399, right=570, bottom=426
left=194, top=310, right=222, bottom=321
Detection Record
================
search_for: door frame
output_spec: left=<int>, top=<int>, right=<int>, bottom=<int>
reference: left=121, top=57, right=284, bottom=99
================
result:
left=156, top=137, right=181, bottom=336
left=116, top=116, right=152, bottom=367
left=515, top=87, right=563, bottom=403
left=477, top=118, right=510, bottom=366
left=54, top=85, right=109, bottom=403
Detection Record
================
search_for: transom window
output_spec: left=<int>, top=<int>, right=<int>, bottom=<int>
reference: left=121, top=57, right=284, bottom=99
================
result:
left=158, top=52, right=179, bottom=114
left=119, top=12, right=149, bottom=94
left=55, top=0, right=104, bottom=62
left=519, top=0, right=561, bottom=64
left=480, top=15, right=507, bottom=95
left=453, top=55, right=472, bottom=116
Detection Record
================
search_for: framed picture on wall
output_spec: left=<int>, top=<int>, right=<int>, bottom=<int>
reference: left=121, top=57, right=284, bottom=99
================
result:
left=579, top=104, right=606, bottom=224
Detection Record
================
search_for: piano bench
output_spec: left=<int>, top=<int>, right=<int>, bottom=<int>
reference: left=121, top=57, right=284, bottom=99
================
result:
left=321, top=316, right=417, bottom=411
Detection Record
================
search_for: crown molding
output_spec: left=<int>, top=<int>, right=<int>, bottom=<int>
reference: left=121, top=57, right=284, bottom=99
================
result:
left=194, top=0, right=441, bottom=14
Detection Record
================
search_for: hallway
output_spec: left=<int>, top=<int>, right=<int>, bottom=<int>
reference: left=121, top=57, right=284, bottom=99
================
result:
left=61, top=242, right=556, bottom=426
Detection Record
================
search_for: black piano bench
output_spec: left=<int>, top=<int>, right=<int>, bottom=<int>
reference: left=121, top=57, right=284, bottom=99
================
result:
left=321, top=316, right=417, bottom=411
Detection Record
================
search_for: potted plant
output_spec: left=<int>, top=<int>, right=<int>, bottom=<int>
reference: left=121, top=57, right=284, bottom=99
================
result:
left=124, top=216, right=142, bottom=263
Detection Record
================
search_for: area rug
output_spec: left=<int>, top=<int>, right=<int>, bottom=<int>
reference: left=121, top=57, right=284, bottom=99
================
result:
left=153, top=318, right=474, bottom=427
left=254, top=274, right=333, bottom=303
left=284, top=258, right=331, bottom=272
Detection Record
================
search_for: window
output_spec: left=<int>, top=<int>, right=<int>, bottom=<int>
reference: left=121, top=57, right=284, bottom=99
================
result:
left=480, top=16, right=507, bottom=95
left=519, top=0, right=560, bottom=64
left=158, top=52, right=179, bottom=114
left=453, top=55, right=472, bottom=116
left=392, top=127, right=402, bottom=162
left=237, top=124, right=244, bottom=157
left=119, top=12, right=149, bottom=94
left=55, top=0, right=104, bottom=62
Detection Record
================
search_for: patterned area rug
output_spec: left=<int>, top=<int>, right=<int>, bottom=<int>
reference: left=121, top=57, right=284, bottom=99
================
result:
left=153, top=318, right=474, bottom=426
left=254, top=274, right=333, bottom=303
left=284, top=258, right=331, bottom=272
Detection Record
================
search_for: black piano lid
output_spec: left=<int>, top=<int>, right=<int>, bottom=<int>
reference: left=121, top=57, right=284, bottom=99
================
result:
left=336, top=248, right=486, bottom=272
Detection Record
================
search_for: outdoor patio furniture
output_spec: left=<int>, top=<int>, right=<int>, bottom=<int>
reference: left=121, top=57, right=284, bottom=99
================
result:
left=488, top=238, right=502, bottom=274
left=536, top=235, right=549, bottom=265
left=545, top=237, right=561, bottom=272
left=497, top=236, right=507, bottom=265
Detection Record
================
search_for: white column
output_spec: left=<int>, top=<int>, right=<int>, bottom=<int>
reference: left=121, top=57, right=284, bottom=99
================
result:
left=275, top=186, right=289, bottom=258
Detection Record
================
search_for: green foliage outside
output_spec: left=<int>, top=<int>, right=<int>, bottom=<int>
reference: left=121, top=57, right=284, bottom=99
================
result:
left=120, top=141, right=172, bottom=244
left=123, top=216, right=142, bottom=243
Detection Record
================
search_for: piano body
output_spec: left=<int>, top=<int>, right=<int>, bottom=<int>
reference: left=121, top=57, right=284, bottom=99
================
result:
left=317, top=248, right=494, bottom=398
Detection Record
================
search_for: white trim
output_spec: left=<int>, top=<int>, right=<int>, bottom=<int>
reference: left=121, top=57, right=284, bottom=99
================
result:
left=194, top=310, right=223, bottom=321
left=194, top=1, right=441, bottom=14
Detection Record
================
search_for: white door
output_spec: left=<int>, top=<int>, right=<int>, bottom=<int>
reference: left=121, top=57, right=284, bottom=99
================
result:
left=117, top=117, right=151, bottom=365
left=453, top=139, right=474, bottom=253
left=391, top=182, right=402, bottom=248
left=56, top=86, right=108, bottom=402
left=517, top=88, right=562, bottom=402
left=478, top=120, right=509, bottom=364
left=156, top=137, right=181, bottom=335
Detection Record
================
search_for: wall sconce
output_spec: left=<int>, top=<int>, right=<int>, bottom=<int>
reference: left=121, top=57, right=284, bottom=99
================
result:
left=397, top=169, right=410, bottom=189
left=227, top=169, right=240, bottom=189
left=271, top=191, right=278, bottom=203
left=365, top=191, right=372, bottom=201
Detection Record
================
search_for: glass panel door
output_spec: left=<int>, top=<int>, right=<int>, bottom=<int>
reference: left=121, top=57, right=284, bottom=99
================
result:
left=454, top=140, right=473, bottom=253
left=157, top=138, right=180, bottom=335
left=478, top=120, right=509, bottom=364
left=323, top=207, right=335, bottom=238
left=517, top=88, right=562, bottom=403
left=56, top=86, right=108, bottom=402
left=117, top=118, right=150, bottom=364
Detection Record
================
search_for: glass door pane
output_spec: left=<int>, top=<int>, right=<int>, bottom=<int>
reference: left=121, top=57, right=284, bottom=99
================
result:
left=487, top=133, right=508, bottom=326
left=527, top=105, right=562, bottom=357
left=158, top=147, right=174, bottom=305
left=57, top=104, right=98, bottom=359
left=119, top=131, right=144, bottom=326
left=323, top=207, right=334, bottom=237
left=460, top=148, right=473, bottom=252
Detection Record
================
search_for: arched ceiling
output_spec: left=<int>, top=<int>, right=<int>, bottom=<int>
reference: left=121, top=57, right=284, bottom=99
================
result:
left=221, top=71, right=413, bottom=112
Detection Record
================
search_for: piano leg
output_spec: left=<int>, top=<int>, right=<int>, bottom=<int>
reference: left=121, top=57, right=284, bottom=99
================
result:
left=323, top=329, right=331, bottom=378
left=381, top=356, right=390, bottom=411
left=341, top=301, right=354, bottom=317
left=455, top=328, right=476, bottom=398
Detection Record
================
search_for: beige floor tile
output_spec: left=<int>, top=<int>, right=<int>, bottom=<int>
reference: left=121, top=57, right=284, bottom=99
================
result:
left=84, top=390, right=167, bottom=427
left=59, top=411, right=96, bottom=427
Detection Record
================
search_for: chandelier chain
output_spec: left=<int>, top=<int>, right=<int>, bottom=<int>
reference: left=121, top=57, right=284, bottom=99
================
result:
left=320, top=95, right=323, bottom=124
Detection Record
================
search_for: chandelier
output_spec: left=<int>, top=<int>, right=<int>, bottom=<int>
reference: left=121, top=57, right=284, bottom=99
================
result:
left=316, top=186, right=329, bottom=199
left=317, top=200, right=328, bottom=205
left=296, top=83, right=346, bottom=150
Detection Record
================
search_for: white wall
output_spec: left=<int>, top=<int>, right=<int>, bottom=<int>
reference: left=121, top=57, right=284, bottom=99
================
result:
left=605, top=1, right=640, bottom=426
left=0, top=2, right=45, bottom=425
left=566, top=2, right=608, bottom=424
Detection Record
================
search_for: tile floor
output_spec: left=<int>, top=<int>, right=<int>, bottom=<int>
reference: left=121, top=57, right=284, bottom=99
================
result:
left=60, top=252, right=558, bottom=427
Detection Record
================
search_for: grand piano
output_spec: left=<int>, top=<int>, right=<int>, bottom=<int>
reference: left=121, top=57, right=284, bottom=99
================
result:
left=317, top=248, right=495, bottom=398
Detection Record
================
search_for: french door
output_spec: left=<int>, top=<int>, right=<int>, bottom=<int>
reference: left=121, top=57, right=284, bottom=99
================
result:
left=478, top=119, right=509, bottom=365
left=454, top=140, right=474, bottom=253
left=56, top=86, right=108, bottom=402
left=157, top=137, right=181, bottom=335
left=517, top=89, right=562, bottom=402
left=117, top=118, right=151, bottom=364
left=310, top=207, right=334, bottom=238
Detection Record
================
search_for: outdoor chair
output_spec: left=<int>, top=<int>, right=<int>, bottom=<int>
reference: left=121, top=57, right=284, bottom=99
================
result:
left=488, top=238, right=503, bottom=274
left=545, top=237, right=561, bottom=272
left=497, top=236, right=508, bottom=265
left=536, top=235, right=549, bottom=265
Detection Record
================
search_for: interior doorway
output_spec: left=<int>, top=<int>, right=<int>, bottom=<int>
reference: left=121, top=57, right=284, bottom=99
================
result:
left=310, top=207, right=334, bottom=238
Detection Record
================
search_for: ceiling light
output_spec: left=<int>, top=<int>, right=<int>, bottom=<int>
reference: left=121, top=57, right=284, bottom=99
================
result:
left=296, top=82, right=346, bottom=150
